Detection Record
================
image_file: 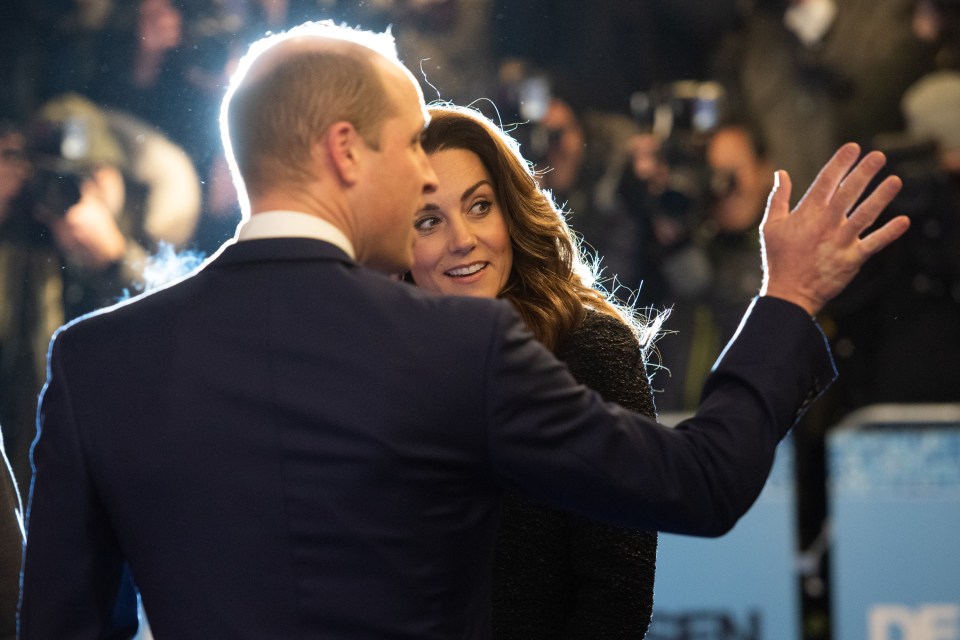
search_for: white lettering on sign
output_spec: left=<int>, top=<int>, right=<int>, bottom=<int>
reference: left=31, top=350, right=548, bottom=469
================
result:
left=869, top=604, right=960, bottom=640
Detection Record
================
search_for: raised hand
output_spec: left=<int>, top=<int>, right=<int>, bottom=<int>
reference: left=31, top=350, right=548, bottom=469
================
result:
left=759, top=143, right=910, bottom=316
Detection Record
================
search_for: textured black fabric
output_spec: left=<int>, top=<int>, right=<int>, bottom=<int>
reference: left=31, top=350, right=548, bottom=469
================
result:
left=492, top=310, right=658, bottom=639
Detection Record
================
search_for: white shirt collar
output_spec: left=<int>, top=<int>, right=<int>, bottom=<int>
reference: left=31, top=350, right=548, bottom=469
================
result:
left=236, top=210, right=356, bottom=259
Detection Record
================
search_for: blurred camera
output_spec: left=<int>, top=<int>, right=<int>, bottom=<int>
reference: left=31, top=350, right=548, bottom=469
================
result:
left=622, top=81, right=730, bottom=244
left=630, top=80, right=725, bottom=142
left=873, top=134, right=950, bottom=218
left=25, top=116, right=95, bottom=216
left=491, top=60, right=558, bottom=164
left=870, top=133, right=960, bottom=286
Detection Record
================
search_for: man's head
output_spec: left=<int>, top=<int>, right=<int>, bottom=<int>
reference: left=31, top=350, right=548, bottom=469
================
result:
left=221, top=21, right=438, bottom=272
left=539, top=98, right=585, bottom=194
left=902, top=70, right=960, bottom=173
left=222, top=23, right=400, bottom=200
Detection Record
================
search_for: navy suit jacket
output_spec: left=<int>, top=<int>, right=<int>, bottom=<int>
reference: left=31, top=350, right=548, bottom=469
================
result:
left=20, top=238, right=834, bottom=639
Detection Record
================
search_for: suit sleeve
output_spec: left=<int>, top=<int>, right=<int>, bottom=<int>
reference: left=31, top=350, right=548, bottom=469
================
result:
left=484, top=296, right=835, bottom=536
left=19, top=330, right=138, bottom=640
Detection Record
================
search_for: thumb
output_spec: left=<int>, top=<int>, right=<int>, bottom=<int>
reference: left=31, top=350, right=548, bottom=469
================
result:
left=761, top=170, right=792, bottom=227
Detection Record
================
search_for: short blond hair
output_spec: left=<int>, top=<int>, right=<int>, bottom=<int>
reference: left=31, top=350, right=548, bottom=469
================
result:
left=222, top=22, right=401, bottom=200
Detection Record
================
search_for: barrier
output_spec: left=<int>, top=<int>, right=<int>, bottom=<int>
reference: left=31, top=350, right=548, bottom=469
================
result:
left=648, top=412, right=800, bottom=640
left=828, top=404, right=960, bottom=640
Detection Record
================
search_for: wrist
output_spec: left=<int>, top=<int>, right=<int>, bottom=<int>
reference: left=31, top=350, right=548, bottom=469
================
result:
left=760, top=285, right=821, bottom=317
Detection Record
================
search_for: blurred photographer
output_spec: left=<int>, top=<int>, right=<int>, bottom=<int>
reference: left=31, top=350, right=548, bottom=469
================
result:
left=0, top=93, right=199, bottom=494
left=811, top=0, right=960, bottom=411
left=29, top=96, right=132, bottom=313
left=620, top=82, right=730, bottom=306
left=0, top=118, right=56, bottom=500
left=491, top=60, right=647, bottom=290
left=824, top=70, right=960, bottom=408
left=621, top=85, right=774, bottom=410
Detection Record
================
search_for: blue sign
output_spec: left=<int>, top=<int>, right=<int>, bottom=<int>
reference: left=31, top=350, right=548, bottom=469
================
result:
left=828, top=404, right=960, bottom=640
left=649, top=438, right=799, bottom=640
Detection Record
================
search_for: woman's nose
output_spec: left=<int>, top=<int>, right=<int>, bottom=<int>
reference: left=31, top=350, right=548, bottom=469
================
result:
left=447, top=219, right=476, bottom=253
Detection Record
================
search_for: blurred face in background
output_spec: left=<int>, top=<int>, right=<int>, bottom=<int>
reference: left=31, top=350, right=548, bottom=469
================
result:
left=0, top=132, right=29, bottom=220
left=138, top=0, right=183, bottom=54
left=539, top=98, right=585, bottom=193
left=410, top=148, right=513, bottom=298
left=707, top=126, right=773, bottom=233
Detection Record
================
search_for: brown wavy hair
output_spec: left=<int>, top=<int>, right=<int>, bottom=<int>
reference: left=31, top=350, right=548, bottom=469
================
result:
left=418, top=104, right=656, bottom=352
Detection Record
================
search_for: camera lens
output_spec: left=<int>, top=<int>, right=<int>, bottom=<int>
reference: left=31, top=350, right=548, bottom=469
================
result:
left=29, top=170, right=83, bottom=216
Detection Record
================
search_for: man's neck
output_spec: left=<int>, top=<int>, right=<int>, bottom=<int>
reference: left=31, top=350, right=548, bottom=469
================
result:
left=238, top=210, right=356, bottom=258
left=247, top=185, right=358, bottom=255
left=249, top=187, right=356, bottom=245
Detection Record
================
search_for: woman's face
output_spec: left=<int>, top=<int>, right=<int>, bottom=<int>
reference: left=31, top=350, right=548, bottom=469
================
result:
left=410, top=148, right=513, bottom=299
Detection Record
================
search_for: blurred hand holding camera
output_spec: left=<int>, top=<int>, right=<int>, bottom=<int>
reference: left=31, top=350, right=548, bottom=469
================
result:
left=40, top=168, right=127, bottom=271
left=761, top=143, right=910, bottom=316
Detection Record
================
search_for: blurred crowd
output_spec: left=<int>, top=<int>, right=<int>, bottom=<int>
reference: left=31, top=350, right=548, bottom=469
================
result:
left=2, top=1, right=960, bottom=637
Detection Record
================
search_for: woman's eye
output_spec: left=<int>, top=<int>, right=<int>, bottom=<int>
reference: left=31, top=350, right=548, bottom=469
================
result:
left=470, top=200, right=493, bottom=216
left=414, top=215, right=440, bottom=232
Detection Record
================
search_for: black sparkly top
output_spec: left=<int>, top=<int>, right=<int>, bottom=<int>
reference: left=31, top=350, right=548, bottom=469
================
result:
left=491, top=310, right=658, bottom=639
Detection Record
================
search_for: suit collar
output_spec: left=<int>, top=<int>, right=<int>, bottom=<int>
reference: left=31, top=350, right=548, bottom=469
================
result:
left=237, top=211, right=356, bottom=259
left=207, top=237, right=355, bottom=269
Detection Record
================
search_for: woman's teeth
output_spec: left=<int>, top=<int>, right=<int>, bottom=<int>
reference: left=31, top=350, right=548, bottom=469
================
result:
left=446, top=263, right=486, bottom=277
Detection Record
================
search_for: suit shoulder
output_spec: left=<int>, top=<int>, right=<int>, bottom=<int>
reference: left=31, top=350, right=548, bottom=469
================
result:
left=383, top=277, right=520, bottom=323
left=52, top=268, right=203, bottom=354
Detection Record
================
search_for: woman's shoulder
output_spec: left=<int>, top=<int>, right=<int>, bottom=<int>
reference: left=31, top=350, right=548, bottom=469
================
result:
left=557, top=309, right=656, bottom=417
left=561, top=308, right=640, bottom=356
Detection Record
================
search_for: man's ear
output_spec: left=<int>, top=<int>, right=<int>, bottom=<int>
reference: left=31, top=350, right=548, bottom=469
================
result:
left=321, top=121, right=364, bottom=186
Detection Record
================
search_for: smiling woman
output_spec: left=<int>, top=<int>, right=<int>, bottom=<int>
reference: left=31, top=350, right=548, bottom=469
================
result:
left=410, top=147, right=513, bottom=299
left=407, top=104, right=662, bottom=639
